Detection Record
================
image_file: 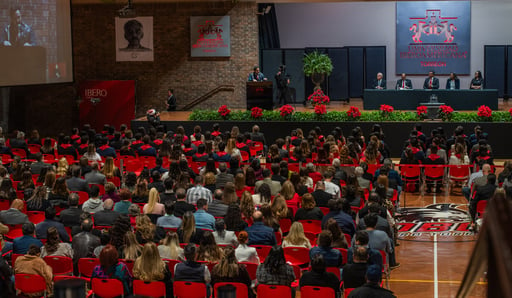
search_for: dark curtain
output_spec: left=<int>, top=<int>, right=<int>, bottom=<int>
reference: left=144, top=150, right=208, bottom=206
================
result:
left=258, top=3, right=280, bottom=49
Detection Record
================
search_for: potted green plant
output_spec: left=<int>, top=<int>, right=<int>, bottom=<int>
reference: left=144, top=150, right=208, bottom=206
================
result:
left=303, top=50, right=333, bottom=90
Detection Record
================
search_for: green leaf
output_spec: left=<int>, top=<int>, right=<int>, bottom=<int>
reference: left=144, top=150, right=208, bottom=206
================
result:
left=303, top=51, right=333, bottom=76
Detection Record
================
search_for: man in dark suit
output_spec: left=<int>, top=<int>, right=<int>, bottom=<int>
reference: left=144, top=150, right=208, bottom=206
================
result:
left=35, top=207, right=70, bottom=242
left=30, top=153, right=49, bottom=175
left=371, top=72, right=386, bottom=89
left=10, top=131, right=28, bottom=154
left=0, top=199, right=29, bottom=225
left=470, top=173, right=497, bottom=220
left=342, top=246, right=369, bottom=289
left=423, top=70, right=440, bottom=89
left=311, top=181, right=333, bottom=207
left=59, top=193, right=82, bottom=227
left=215, top=163, right=234, bottom=189
left=13, top=223, right=43, bottom=254
left=250, top=125, right=267, bottom=146
left=395, top=73, right=413, bottom=90
left=93, top=199, right=121, bottom=226
left=166, top=88, right=177, bottom=111
left=66, top=165, right=90, bottom=194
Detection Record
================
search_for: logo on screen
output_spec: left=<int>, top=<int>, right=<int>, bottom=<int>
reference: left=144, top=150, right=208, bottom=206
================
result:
left=409, top=9, right=457, bottom=43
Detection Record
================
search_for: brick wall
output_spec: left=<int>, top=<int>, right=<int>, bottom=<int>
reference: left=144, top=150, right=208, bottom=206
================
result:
left=9, top=1, right=258, bottom=136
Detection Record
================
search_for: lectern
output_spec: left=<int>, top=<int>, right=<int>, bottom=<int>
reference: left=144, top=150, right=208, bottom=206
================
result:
left=246, top=81, right=273, bottom=110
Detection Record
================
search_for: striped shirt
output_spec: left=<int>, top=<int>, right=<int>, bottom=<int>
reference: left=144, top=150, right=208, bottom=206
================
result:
left=186, top=185, right=212, bottom=204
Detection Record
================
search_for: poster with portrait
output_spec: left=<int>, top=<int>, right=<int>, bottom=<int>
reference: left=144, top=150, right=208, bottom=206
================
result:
left=396, top=1, right=470, bottom=75
left=115, top=16, right=153, bottom=61
left=190, top=16, right=230, bottom=57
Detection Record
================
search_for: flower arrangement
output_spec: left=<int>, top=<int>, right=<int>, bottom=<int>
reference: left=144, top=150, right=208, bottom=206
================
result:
left=477, top=105, right=492, bottom=120
left=438, top=105, right=454, bottom=121
left=346, top=106, right=361, bottom=119
left=509, top=107, right=512, bottom=117
left=308, top=89, right=330, bottom=107
left=416, top=106, right=428, bottom=119
left=380, top=104, right=394, bottom=117
left=217, top=105, right=230, bottom=119
left=279, top=105, right=295, bottom=119
left=250, top=107, right=263, bottom=119
left=314, top=104, right=327, bottom=116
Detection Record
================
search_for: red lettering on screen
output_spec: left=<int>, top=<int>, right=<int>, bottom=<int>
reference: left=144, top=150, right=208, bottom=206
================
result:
left=416, top=223, right=453, bottom=232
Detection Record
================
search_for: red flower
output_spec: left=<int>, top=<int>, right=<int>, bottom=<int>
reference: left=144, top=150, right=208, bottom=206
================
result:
left=217, top=105, right=231, bottom=118
left=308, top=89, right=330, bottom=106
left=314, top=104, right=327, bottom=115
left=279, top=105, right=295, bottom=117
left=380, top=104, right=394, bottom=113
left=250, top=107, right=263, bottom=119
left=416, top=105, right=428, bottom=116
left=477, top=105, right=492, bottom=118
left=509, top=107, right=512, bottom=117
left=439, top=105, right=454, bottom=114
left=346, top=106, right=361, bottom=118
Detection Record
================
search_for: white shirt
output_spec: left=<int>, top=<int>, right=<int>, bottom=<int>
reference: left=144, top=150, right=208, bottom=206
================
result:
left=324, top=180, right=341, bottom=198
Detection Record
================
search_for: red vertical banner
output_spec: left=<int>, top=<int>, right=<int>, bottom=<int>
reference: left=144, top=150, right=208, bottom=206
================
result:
left=79, top=80, right=135, bottom=131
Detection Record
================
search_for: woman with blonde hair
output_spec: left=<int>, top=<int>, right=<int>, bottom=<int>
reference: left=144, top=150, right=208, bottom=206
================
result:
left=280, top=181, right=300, bottom=206
left=122, top=231, right=142, bottom=260
left=211, top=246, right=254, bottom=298
left=177, top=211, right=204, bottom=244
left=40, top=226, right=73, bottom=258
left=158, top=232, right=184, bottom=260
left=84, top=143, right=102, bottom=161
left=282, top=222, right=311, bottom=248
left=135, top=215, right=157, bottom=244
left=239, top=191, right=255, bottom=222
left=143, top=188, right=164, bottom=215
left=270, top=194, right=290, bottom=220
left=197, top=230, right=224, bottom=263
left=225, top=138, right=241, bottom=160
left=133, top=242, right=173, bottom=297
left=101, top=156, right=120, bottom=178
left=56, top=157, right=68, bottom=176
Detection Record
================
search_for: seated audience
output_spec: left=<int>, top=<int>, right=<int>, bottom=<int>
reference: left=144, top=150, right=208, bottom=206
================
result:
left=143, top=188, right=165, bottom=216
left=0, top=199, right=29, bottom=225
left=133, top=242, right=173, bottom=297
left=299, top=254, right=341, bottom=297
left=309, top=230, right=342, bottom=267
left=158, top=232, right=184, bottom=261
left=13, top=222, right=43, bottom=254
left=245, top=210, right=276, bottom=246
left=282, top=222, right=311, bottom=248
left=193, top=198, right=216, bottom=231
left=35, top=207, right=70, bottom=242
left=40, top=226, right=73, bottom=258
left=211, top=246, right=254, bottom=298
left=197, top=230, right=224, bottom=263
left=174, top=243, right=211, bottom=288
left=213, top=218, right=238, bottom=247
left=82, top=185, right=104, bottom=214
left=14, top=245, right=53, bottom=296
left=26, top=186, right=51, bottom=211
left=177, top=212, right=204, bottom=244
left=322, top=198, right=356, bottom=237
left=59, top=193, right=82, bottom=227
left=235, top=231, right=259, bottom=264
left=342, top=246, right=369, bottom=289
left=92, top=244, right=133, bottom=295
left=294, top=193, right=324, bottom=221
left=347, top=265, right=396, bottom=297
left=114, top=188, right=133, bottom=215
left=156, top=201, right=182, bottom=228
left=93, top=199, right=121, bottom=226
left=256, top=246, right=295, bottom=290
left=326, top=218, right=349, bottom=249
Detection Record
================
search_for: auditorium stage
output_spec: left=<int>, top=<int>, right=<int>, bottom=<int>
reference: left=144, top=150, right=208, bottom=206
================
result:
left=135, top=98, right=510, bottom=122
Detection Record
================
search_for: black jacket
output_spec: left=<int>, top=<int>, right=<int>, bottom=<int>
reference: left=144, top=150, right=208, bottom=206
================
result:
left=311, top=190, right=333, bottom=207
left=299, top=271, right=341, bottom=296
left=93, top=209, right=121, bottom=226
left=59, top=207, right=83, bottom=227
left=342, top=263, right=368, bottom=289
left=348, top=282, right=396, bottom=297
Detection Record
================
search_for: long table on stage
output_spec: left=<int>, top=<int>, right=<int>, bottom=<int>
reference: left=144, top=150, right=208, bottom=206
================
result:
left=363, top=89, right=499, bottom=110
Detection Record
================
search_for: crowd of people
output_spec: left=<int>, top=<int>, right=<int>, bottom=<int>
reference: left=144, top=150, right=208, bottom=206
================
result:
left=0, top=121, right=501, bottom=297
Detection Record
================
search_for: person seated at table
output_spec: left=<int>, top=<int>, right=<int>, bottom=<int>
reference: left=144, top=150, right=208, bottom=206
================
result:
left=395, top=73, right=412, bottom=90
left=371, top=72, right=386, bottom=89
left=470, top=70, right=485, bottom=90
left=423, top=71, right=439, bottom=89
left=247, top=66, right=267, bottom=82
left=445, top=72, right=460, bottom=90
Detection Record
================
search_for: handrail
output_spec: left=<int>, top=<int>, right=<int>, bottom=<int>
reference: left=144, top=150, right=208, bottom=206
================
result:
left=181, top=84, right=235, bottom=111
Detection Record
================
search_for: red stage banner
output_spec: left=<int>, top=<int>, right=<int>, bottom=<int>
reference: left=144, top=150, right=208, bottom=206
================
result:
left=79, top=80, right=136, bottom=131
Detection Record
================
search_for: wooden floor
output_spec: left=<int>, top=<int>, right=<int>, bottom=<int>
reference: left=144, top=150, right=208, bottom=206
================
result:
left=138, top=98, right=511, bottom=122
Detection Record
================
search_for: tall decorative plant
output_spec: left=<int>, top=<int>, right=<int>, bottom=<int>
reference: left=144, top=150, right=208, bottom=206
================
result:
left=303, top=50, right=333, bottom=91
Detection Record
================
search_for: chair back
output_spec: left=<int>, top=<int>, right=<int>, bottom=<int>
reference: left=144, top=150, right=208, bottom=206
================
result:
left=424, top=165, right=445, bottom=179
left=476, top=200, right=488, bottom=219
left=333, top=248, right=348, bottom=266
left=162, top=258, right=181, bottom=275
left=449, top=165, right=470, bottom=180
left=344, top=288, right=355, bottom=298
left=298, top=220, right=322, bottom=234
left=133, top=280, right=166, bottom=298
left=251, top=245, right=272, bottom=261
left=214, top=282, right=248, bottom=298
left=173, top=281, right=207, bottom=298
left=27, top=211, right=46, bottom=224
left=78, top=258, right=100, bottom=278
left=279, top=218, right=292, bottom=234
left=257, top=284, right=292, bottom=297
left=326, top=266, right=341, bottom=280
left=71, top=191, right=89, bottom=205
left=15, top=273, right=47, bottom=296
left=304, top=231, right=319, bottom=245
left=301, top=286, right=336, bottom=298
left=239, top=262, right=259, bottom=280
left=400, top=165, right=421, bottom=180
left=43, top=256, right=73, bottom=276
left=283, top=246, right=310, bottom=265
left=91, top=278, right=125, bottom=298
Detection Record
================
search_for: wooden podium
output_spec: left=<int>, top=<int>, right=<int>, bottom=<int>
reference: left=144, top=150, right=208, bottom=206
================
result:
left=246, top=81, right=273, bottom=110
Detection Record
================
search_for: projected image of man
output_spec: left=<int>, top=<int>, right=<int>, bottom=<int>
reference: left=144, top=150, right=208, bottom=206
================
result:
left=2, top=7, right=37, bottom=47
left=120, top=19, right=151, bottom=51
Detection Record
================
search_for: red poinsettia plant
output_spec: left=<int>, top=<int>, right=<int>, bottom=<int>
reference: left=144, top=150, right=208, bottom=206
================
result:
left=477, top=105, right=492, bottom=120
left=438, top=105, right=454, bottom=121
left=346, top=106, right=361, bottom=119
left=217, top=105, right=231, bottom=118
left=416, top=105, right=428, bottom=119
left=308, top=89, right=330, bottom=106
left=380, top=104, right=394, bottom=117
left=314, top=104, right=327, bottom=116
left=250, top=107, right=263, bottom=119
left=279, top=104, right=295, bottom=118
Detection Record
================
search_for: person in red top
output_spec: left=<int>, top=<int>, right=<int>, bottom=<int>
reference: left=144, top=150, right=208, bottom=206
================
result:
left=57, top=135, right=78, bottom=159
left=423, top=145, right=444, bottom=193
left=182, top=139, right=197, bottom=157
left=235, top=135, right=249, bottom=154
left=192, top=144, right=208, bottom=162
left=211, top=123, right=222, bottom=137
left=97, top=138, right=117, bottom=158
left=130, top=134, right=144, bottom=151
left=137, top=136, right=157, bottom=157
